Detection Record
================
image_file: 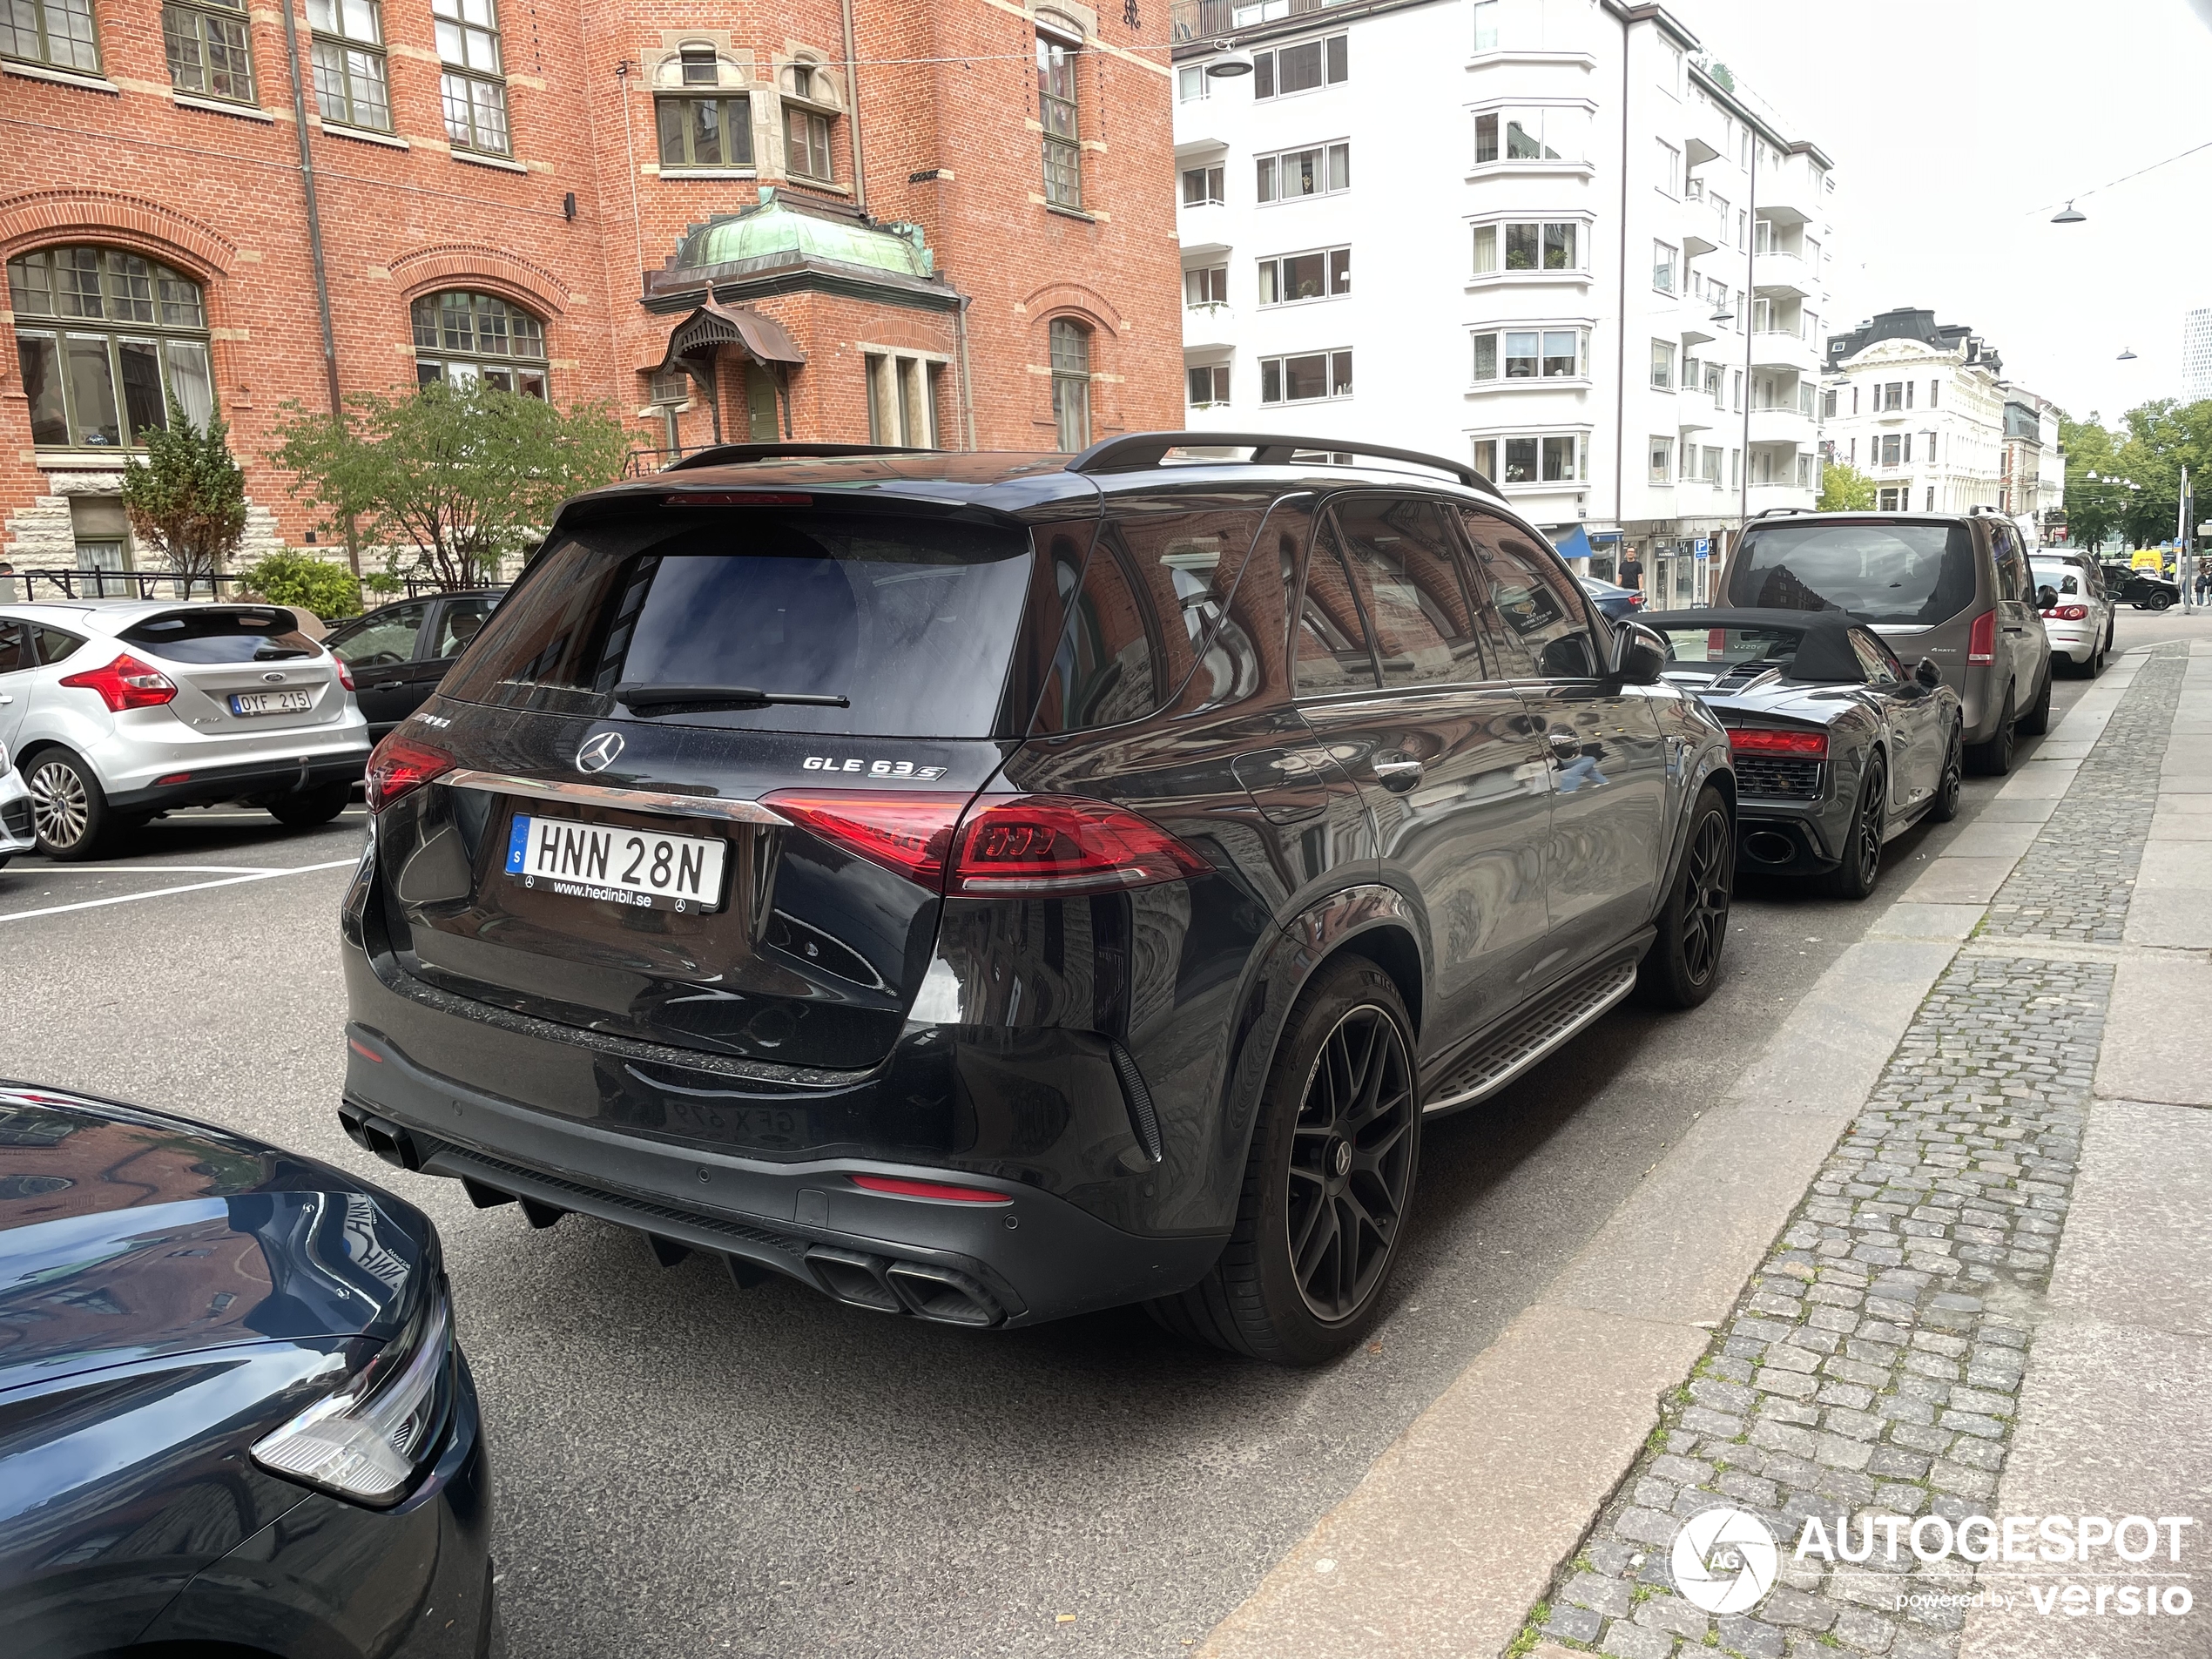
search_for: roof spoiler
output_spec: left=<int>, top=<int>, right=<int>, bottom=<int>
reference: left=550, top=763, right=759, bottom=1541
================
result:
left=658, top=442, right=936, bottom=471
left=1066, top=430, right=1497, bottom=494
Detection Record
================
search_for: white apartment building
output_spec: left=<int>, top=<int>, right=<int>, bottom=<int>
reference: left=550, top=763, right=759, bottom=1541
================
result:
left=2183, top=307, right=2212, bottom=404
left=1822, top=309, right=2035, bottom=517
left=1170, top=0, right=1839, bottom=606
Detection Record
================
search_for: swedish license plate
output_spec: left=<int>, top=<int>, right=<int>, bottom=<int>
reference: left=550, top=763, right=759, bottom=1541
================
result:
left=504, top=813, right=726, bottom=913
left=229, top=690, right=313, bottom=716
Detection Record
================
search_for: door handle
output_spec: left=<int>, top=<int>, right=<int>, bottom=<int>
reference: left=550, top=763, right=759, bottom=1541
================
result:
left=0, top=693, right=12, bottom=705
left=1371, top=753, right=1424, bottom=792
left=1547, top=732, right=1583, bottom=762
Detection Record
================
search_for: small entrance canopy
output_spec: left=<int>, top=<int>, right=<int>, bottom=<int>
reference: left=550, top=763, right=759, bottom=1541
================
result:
left=642, top=300, right=806, bottom=441
left=1551, top=524, right=1595, bottom=563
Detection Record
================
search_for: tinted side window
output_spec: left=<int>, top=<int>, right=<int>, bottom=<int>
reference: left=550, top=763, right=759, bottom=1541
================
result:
left=1294, top=516, right=1380, bottom=695
left=1032, top=537, right=1163, bottom=734
left=34, top=627, right=84, bottom=664
left=1849, top=630, right=1900, bottom=685
left=1329, top=496, right=1487, bottom=688
left=1458, top=509, right=1598, bottom=678
left=0, top=624, right=29, bottom=676
left=432, top=596, right=498, bottom=659
left=1990, top=525, right=2027, bottom=601
left=329, top=603, right=428, bottom=668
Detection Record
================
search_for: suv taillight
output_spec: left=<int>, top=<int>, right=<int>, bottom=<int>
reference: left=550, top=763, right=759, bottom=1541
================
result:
left=59, top=652, right=177, bottom=711
left=364, top=732, right=455, bottom=813
left=763, top=791, right=1211, bottom=898
left=1966, top=609, right=1997, bottom=665
left=2042, top=604, right=2088, bottom=622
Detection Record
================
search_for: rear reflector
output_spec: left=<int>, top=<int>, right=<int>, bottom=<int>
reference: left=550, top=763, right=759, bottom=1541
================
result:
left=1729, top=726, right=1829, bottom=757
left=155, top=772, right=192, bottom=786
left=1966, top=608, right=1997, bottom=665
left=847, top=1173, right=1010, bottom=1204
left=60, top=652, right=177, bottom=711
left=364, top=732, right=455, bottom=813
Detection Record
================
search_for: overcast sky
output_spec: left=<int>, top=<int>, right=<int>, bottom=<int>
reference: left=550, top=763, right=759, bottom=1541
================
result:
left=1669, top=0, right=2212, bottom=431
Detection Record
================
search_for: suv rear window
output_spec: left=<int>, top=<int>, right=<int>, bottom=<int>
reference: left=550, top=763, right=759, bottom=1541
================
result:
left=438, top=508, right=1034, bottom=737
left=1727, top=523, right=1978, bottom=626
left=120, top=608, right=318, bottom=663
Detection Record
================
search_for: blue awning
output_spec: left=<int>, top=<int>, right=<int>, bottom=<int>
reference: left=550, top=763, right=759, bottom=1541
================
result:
left=1552, top=525, right=1595, bottom=562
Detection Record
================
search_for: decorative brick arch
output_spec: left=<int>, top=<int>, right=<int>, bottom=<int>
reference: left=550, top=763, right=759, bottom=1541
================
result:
left=1022, top=280, right=1123, bottom=337
left=0, top=188, right=236, bottom=280
left=388, top=245, right=571, bottom=319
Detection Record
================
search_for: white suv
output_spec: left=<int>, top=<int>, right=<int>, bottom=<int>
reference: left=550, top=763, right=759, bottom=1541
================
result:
left=0, top=601, right=370, bottom=859
left=2030, top=551, right=2117, bottom=678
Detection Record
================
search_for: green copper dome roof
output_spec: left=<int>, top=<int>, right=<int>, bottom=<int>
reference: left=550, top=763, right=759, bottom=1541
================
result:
left=672, top=190, right=935, bottom=279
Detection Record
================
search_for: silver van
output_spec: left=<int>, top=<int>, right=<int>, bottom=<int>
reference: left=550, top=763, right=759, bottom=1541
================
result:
left=1716, top=511, right=2054, bottom=774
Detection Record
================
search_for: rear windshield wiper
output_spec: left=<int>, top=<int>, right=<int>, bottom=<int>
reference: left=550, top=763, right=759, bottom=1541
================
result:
left=612, top=683, right=850, bottom=716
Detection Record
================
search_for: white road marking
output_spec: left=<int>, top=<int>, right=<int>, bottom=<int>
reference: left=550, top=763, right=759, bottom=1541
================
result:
left=9, top=865, right=291, bottom=875
left=0, top=858, right=358, bottom=922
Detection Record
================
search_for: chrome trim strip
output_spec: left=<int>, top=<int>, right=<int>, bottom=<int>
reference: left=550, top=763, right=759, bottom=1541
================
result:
left=444, top=770, right=792, bottom=827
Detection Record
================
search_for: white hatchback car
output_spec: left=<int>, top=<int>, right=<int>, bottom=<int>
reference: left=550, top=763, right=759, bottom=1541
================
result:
left=2030, top=551, right=2118, bottom=678
left=0, top=601, right=370, bottom=859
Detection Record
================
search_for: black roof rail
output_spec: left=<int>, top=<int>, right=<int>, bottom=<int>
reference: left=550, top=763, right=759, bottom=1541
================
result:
left=1748, top=505, right=1818, bottom=521
left=658, top=442, right=936, bottom=472
left=1066, top=430, right=1494, bottom=494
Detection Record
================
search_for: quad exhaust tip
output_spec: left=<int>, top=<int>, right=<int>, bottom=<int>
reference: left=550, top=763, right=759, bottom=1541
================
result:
left=806, top=1245, right=1002, bottom=1327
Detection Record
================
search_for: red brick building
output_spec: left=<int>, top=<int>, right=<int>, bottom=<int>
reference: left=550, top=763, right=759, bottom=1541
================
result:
left=1, top=0, right=1181, bottom=574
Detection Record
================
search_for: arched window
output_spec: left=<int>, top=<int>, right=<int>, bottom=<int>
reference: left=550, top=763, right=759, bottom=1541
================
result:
left=1049, top=318, right=1090, bottom=451
left=7, top=246, right=212, bottom=451
left=411, top=290, right=547, bottom=396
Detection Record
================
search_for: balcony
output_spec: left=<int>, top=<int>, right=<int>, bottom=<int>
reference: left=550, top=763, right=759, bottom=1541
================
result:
left=1749, top=330, right=1820, bottom=374
left=1748, top=480, right=1817, bottom=512
left=1752, top=247, right=1813, bottom=300
left=1757, top=159, right=1824, bottom=225
left=1748, top=406, right=1814, bottom=446
left=1183, top=302, right=1238, bottom=352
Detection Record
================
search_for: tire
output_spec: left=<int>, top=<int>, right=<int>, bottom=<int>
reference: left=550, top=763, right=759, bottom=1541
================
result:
left=1928, top=721, right=1965, bottom=824
left=27, top=750, right=121, bottom=860
left=2149, top=590, right=2175, bottom=612
left=1967, top=685, right=2016, bottom=776
left=2081, top=640, right=2103, bottom=679
left=1149, top=956, right=1420, bottom=1365
left=1636, top=784, right=1732, bottom=1009
left=267, top=781, right=354, bottom=829
left=2016, top=666, right=2052, bottom=737
left=1819, top=752, right=1887, bottom=901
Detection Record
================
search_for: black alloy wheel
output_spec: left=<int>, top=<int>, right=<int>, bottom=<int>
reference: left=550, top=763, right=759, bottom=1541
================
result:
left=1968, top=685, right=2015, bottom=776
left=1285, top=1004, right=1417, bottom=1324
left=1636, top=784, right=1732, bottom=1009
left=2150, top=589, right=2175, bottom=612
left=1929, top=722, right=1965, bottom=823
left=1822, top=752, right=1887, bottom=901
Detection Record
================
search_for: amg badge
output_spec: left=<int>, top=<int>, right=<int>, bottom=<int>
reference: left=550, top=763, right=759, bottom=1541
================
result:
left=802, top=756, right=948, bottom=780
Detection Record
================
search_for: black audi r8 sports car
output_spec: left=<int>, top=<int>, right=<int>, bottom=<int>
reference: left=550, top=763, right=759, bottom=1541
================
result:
left=1646, top=608, right=1964, bottom=899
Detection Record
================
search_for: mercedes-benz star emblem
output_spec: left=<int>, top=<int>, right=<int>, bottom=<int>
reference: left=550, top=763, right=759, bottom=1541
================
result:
left=576, top=732, right=625, bottom=772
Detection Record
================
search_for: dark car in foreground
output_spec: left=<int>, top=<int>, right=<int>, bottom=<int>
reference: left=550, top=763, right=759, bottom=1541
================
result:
left=1717, top=509, right=2051, bottom=776
left=0, top=1082, right=496, bottom=1659
left=324, top=590, right=503, bottom=743
left=338, top=433, right=1736, bottom=1366
left=1649, top=608, right=1962, bottom=899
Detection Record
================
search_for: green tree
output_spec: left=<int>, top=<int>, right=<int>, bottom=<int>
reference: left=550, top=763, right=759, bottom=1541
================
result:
left=236, top=549, right=363, bottom=619
left=1817, top=462, right=1876, bottom=512
left=272, top=381, right=631, bottom=590
left=2060, top=412, right=2123, bottom=551
left=121, top=401, right=248, bottom=593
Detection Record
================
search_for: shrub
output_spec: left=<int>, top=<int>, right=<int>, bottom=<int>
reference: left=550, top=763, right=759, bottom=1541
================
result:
left=237, top=550, right=364, bottom=619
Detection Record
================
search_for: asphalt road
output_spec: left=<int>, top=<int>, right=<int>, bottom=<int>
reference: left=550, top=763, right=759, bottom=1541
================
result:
left=0, top=618, right=2185, bottom=1659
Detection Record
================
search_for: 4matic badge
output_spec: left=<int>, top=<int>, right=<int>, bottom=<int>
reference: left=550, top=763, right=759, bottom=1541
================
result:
left=801, top=756, right=948, bottom=780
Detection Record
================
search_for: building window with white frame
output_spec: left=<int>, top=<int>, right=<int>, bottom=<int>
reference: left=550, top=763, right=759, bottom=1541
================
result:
left=1471, top=327, right=1585, bottom=382
left=1656, top=138, right=1680, bottom=195
left=1257, top=143, right=1349, bottom=203
left=867, top=352, right=937, bottom=448
left=1050, top=318, right=1090, bottom=450
left=1652, top=240, right=1676, bottom=293
left=434, top=0, right=508, bottom=154
left=1473, top=433, right=1582, bottom=485
left=1253, top=32, right=1345, bottom=98
left=1471, top=219, right=1583, bottom=275
left=1260, top=349, right=1352, bottom=405
left=163, top=0, right=255, bottom=104
left=1036, top=18, right=1082, bottom=210
left=1184, top=265, right=1227, bottom=306
left=1472, top=0, right=1499, bottom=50
left=1649, top=436, right=1674, bottom=483
left=1258, top=247, right=1348, bottom=306
left=1181, top=164, right=1224, bottom=206
left=1474, top=105, right=1589, bottom=165
left=309, top=0, right=391, bottom=130
left=1186, top=363, right=1229, bottom=408
left=1661, top=39, right=1683, bottom=95
left=1703, top=445, right=1723, bottom=483
left=1651, top=339, right=1676, bottom=391
left=1177, top=62, right=1207, bottom=100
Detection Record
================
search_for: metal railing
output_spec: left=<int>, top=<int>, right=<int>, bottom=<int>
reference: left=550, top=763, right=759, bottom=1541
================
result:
left=624, top=448, right=690, bottom=475
left=1, top=568, right=246, bottom=602
left=1170, top=0, right=1341, bottom=43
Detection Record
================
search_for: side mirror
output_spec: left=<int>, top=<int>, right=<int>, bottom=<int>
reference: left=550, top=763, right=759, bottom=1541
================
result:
left=1914, top=657, right=1943, bottom=689
left=2035, top=584, right=2060, bottom=610
left=1612, top=621, right=1668, bottom=686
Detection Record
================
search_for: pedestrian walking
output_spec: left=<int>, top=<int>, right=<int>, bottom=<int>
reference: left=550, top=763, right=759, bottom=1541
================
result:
left=1618, top=549, right=1645, bottom=595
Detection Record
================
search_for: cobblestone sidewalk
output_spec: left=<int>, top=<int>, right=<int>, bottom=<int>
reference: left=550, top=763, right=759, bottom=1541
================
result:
left=1514, top=650, right=2189, bottom=1659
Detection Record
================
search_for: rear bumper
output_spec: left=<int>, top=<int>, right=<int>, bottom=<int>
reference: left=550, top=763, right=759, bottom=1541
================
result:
left=88, top=706, right=369, bottom=801
left=340, top=1025, right=1224, bottom=1328
left=2045, top=622, right=2096, bottom=662
left=1734, top=800, right=1842, bottom=873
left=106, top=749, right=367, bottom=812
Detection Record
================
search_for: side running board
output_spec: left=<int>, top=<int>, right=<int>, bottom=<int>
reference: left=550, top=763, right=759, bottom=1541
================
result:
left=1422, top=958, right=1639, bottom=1116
